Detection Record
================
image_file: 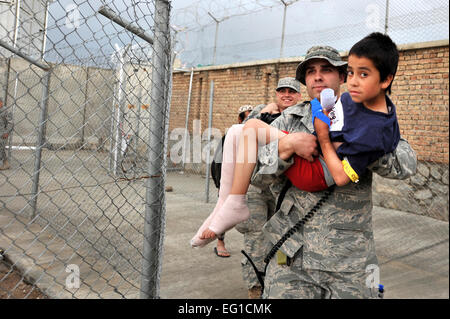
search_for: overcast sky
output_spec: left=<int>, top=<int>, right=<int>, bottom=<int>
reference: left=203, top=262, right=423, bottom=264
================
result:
left=170, top=0, right=449, bottom=66
left=43, top=0, right=449, bottom=67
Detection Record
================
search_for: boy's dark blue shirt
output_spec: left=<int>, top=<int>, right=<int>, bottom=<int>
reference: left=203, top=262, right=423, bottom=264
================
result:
left=329, top=92, right=400, bottom=177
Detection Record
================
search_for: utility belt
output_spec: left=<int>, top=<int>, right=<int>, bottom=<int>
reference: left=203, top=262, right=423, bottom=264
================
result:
left=241, top=180, right=335, bottom=292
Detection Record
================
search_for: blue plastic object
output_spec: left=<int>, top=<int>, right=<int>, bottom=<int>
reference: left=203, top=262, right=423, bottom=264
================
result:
left=311, top=98, right=330, bottom=127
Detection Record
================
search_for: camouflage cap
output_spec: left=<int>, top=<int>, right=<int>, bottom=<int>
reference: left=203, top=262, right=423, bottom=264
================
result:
left=295, top=45, right=347, bottom=85
left=238, top=105, right=253, bottom=114
left=276, top=77, right=301, bottom=93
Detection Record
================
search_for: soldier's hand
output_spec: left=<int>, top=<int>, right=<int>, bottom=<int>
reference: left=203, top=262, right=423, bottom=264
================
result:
left=1, top=133, right=8, bottom=139
left=279, top=132, right=318, bottom=162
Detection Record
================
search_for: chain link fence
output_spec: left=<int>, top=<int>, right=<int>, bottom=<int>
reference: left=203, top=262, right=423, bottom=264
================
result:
left=172, top=0, right=449, bottom=67
left=1, top=0, right=171, bottom=298
left=167, top=0, right=448, bottom=299
left=0, top=0, right=448, bottom=300
left=169, top=0, right=449, bottom=203
left=169, top=0, right=449, bottom=215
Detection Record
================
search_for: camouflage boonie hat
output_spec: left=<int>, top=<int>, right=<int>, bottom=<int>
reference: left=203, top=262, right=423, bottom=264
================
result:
left=276, top=77, right=301, bottom=93
left=295, top=45, right=347, bottom=85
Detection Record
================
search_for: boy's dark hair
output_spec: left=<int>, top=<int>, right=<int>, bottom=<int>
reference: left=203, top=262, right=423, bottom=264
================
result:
left=349, top=32, right=399, bottom=95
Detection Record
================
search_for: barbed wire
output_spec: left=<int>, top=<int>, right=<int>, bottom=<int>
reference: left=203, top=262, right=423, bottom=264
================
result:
left=172, top=0, right=290, bottom=31
left=170, top=0, right=449, bottom=68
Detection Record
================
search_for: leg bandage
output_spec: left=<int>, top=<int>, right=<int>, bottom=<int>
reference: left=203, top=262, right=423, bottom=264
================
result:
left=209, top=194, right=250, bottom=235
left=190, top=125, right=243, bottom=248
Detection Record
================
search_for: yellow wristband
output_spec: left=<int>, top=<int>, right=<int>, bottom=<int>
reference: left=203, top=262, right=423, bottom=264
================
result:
left=342, top=158, right=359, bottom=183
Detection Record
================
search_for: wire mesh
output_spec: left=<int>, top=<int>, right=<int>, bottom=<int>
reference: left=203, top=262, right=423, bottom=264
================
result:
left=0, top=0, right=448, bottom=300
left=169, top=65, right=448, bottom=299
left=172, top=0, right=449, bottom=67
left=1, top=0, right=171, bottom=299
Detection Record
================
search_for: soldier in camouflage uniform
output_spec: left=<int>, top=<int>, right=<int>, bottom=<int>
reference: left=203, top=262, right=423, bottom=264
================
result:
left=0, top=98, right=13, bottom=170
left=250, top=46, right=417, bottom=298
left=236, top=78, right=303, bottom=299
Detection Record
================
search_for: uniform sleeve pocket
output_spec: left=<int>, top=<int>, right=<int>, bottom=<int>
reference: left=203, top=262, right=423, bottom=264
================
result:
left=279, top=198, right=294, bottom=216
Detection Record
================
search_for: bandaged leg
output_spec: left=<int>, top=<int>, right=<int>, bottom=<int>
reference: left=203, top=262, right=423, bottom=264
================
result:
left=219, top=124, right=243, bottom=197
left=207, top=120, right=286, bottom=235
left=209, top=194, right=250, bottom=235
left=190, top=124, right=243, bottom=248
left=190, top=196, right=225, bottom=247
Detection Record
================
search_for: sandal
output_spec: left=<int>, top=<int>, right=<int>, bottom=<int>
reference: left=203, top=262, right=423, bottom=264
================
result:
left=214, top=246, right=230, bottom=258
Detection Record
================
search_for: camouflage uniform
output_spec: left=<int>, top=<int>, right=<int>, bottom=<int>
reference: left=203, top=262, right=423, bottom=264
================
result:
left=236, top=78, right=303, bottom=293
left=251, top=101, right=417, bottom=299
left=0, top=104, right=13, bottom=164
left=235, top=103, right=274, bottom=291
left=235, top=184, right=274, bottom=290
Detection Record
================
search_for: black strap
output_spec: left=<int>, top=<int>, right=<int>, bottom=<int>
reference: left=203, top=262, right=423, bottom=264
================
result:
left=275, top=179, right=292, bottom=213
left=241, top=184, right=335, bottom=292
left=263, top=186, right=334, bottom=265
left=240, top=250, right=265, bottom=289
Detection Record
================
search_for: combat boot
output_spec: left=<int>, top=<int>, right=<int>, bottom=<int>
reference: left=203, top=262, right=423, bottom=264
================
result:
left=248, top=285, right=262, bottom=299
left=0, top=160, right=10, bottom=170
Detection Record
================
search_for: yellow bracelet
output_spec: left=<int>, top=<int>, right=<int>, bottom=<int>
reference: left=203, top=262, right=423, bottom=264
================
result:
left=342, top=158, right=359, bottom=183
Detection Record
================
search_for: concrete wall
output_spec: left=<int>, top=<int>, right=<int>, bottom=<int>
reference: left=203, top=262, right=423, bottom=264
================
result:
left=46, top=63, right=87, bottom=147
left=5, top=59, right=46, bottom=145
left=1, top=58, right=151, bottom=153
left=0, top=58, right=110, bottom=148
left=83, top=66, right=115, bottom=149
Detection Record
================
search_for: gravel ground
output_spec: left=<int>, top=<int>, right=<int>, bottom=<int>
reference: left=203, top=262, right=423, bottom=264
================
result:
left=0, top=256, right=48, bottom=299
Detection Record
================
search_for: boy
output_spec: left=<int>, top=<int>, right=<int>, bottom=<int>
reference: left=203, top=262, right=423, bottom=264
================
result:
left=191, top=78, right=303, bottom=248
left=211, top=105, right=254, bottom=258
left=192, top=32, right=400, bottom=244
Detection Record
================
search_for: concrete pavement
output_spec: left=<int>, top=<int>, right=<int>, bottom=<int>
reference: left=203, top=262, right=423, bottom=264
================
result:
left=0, top=171, right=448, bottom=299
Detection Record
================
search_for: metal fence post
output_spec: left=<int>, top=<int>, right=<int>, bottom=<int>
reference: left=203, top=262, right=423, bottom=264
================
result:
left=5, top=0, right=21, bottom=157
left=182, top=67, right=194, bottom=169
left=384, top=0, right=390, bottom=34
left=140, top=0, right=171, bottom=299
left=279, top=0, right=288, bottom=58
left=30, top=70, right=51, bottom=218
left=205, top=80, right=214, bottom=203
left=110, top=44, right=131, bottom=175
left=4, top=64, right=16, bottom=159
left=0, top=37, right=52, bottom=219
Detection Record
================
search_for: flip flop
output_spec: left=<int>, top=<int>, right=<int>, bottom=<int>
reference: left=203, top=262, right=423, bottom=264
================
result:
left=214, top=247, right=230, bottom=258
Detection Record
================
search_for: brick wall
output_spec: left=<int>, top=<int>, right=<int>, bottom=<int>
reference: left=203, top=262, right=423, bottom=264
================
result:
left=170, top=41, right=449, bottom=164
left=394, top=45, right=449, bottom=164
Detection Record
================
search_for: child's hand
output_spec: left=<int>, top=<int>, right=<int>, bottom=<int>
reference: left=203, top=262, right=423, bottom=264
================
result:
left=314, top=117, right=330, bottom=136
left=200, top=228, right=217, bottom=239
left=311, top=98, right=330, bottom=127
